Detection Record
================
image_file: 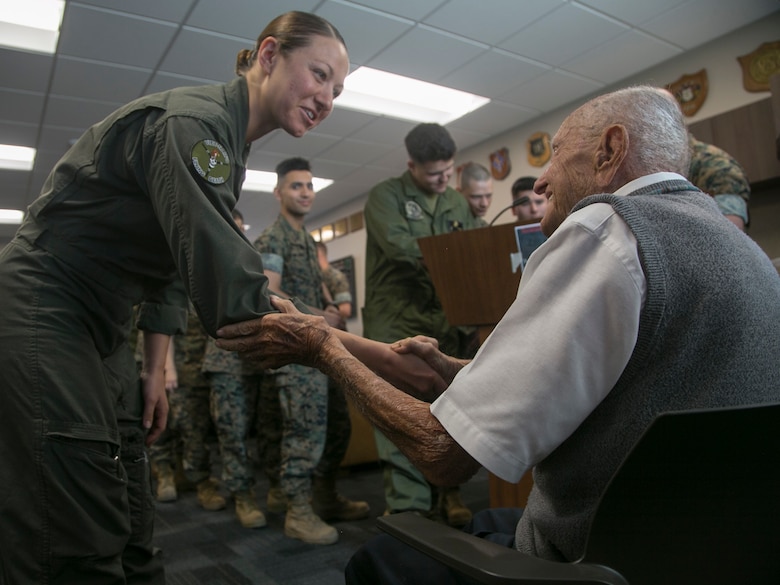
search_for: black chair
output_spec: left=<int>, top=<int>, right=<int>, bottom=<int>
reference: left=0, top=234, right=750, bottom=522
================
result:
left=378, top=403, right=780, bottom=584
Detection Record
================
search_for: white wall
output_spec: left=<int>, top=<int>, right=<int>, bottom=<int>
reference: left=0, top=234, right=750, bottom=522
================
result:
left=312, top=13, right=780, bottom=337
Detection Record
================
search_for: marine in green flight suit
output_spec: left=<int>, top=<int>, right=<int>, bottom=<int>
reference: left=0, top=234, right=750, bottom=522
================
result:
left=0, top=76, right=278, bottom=583
left=363, top=164, right=480, bottom=516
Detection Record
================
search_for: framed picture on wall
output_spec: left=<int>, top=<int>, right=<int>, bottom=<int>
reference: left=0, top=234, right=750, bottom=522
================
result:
left=330, top=255, right=357, bottom=316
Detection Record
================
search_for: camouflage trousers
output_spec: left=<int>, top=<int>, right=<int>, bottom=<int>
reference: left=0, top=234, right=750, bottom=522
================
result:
left=148, top=384, right=213, bottom=485
left=260, top=372, right=351, bottom=493
left=207, top=372, right=262, bottom=494
left=259, top=363, right=345, bottom=498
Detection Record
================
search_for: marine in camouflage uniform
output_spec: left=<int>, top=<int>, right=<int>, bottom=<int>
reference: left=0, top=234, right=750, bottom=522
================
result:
left=688, top=133, right=751, bottom=227
left=254, top=214, right=329, bottom=500
left=201, top=337, right=266, bottom=525
left=254, top=157, right=368, bottom=545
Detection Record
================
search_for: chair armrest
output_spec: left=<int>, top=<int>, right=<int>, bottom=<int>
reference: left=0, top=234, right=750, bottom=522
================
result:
left=377, top=512, right=628, bottom=585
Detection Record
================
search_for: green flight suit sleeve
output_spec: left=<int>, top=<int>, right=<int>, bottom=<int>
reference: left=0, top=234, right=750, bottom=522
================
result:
left=141, top=115, right=273, bottom=337
left=136, top=278, right=188, bottom=335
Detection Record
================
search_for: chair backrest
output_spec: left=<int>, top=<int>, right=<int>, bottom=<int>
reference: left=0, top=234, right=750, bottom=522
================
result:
left=582, top=402, right=780, bottom=585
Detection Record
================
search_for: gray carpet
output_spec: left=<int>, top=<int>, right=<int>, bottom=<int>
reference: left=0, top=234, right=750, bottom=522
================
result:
left=153, top=463, right=491, bottom=584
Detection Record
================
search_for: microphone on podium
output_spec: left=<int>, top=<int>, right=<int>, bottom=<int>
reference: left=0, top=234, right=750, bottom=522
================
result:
left=488, top=196, right=528, bottom=226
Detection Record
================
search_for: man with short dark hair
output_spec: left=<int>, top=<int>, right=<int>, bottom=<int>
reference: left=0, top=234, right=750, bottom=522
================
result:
left=253, top=157, right=366, bottom=545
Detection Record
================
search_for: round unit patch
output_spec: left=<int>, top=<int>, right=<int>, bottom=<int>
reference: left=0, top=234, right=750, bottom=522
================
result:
left=405, top=200, right=423, bottom=220
left=191, top=139, right=231, bottom=185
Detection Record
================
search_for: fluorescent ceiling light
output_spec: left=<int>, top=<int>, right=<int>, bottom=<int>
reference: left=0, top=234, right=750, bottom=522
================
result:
left=0, top=0, right=65, bottom=54
left=242, top=170, right=333, bottom=193
left=0, top=209, right=24, bottom=225
left=336, top=66, right=490, bottom=125
left=0, top=145, right=36, bottom=171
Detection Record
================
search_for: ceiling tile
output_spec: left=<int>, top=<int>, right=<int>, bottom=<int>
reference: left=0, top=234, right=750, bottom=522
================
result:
left=50, top=58, right=152, bottom=103
left=0, top=121, right=39, bottom=148
left=59, top=4, right=179, bottom=68
left=561, top=30, right=681, bottom=85
left=160, top=28, right=247, bottom=82
left=318, top=138, right=397, bottom=166
left=186, top=0, right=319, bottom=40
left=641, top=0, right=780, bottom=50
left=71, top=0, right=196, bottom=22
left=448, top=101, right=540, bottom=136
left=423, top=0, right=563, bottom=45
left=498, top=70, right=604, bottom=112
left=347, top=116, right=417, bottom=146
left=576, top=0, right=689, bottom=25
left=367, top=24, right=486, bottom=82
left=0, top=90, right=45, bottom=125
left=316, top=1, right=413, bottom=65
left=499, top=4, right=629, bottom=67
left=347, top=0, right=445, bottom=22
left=259, top=131, right=343, bottom=163
left=438, top=48, right=548, bottom=97
left=0, top=49, right=54, bottom=94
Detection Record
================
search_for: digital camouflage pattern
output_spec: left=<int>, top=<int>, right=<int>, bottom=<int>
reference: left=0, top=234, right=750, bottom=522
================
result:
left=254, top=215, right=324, bottom=308
left=259, top=363, right=328, bottom=497
left=322, top=265, right=352, bottom=306
left=260, top=376, right=351, bottom=482
left=207, top=371, right=263, bottom=493
left=688, top=134, right=750, bottom=223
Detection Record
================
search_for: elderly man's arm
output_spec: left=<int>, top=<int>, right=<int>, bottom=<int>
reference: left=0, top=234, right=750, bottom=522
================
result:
left=216, top=298, right=480, bottom=485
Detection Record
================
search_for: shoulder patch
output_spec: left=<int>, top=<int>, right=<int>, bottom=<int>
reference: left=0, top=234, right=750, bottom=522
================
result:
left=405, top=200, right=423, bottom=220
left=191, top=139, right=231, bottom=185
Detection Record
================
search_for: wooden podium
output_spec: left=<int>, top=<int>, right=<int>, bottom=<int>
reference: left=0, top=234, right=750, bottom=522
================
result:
left=418, top=223, right=534, bottom=508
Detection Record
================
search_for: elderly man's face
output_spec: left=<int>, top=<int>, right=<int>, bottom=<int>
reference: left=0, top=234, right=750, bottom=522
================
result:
left=535, top=117, right=600, bottom=236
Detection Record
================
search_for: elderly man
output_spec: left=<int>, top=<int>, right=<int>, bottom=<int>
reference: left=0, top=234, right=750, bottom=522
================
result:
left=217, top=86, right=780, bottom=584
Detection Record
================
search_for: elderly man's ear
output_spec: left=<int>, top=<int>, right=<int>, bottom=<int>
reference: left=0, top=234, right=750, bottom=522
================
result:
left=595, top=124, right=628, bottom=188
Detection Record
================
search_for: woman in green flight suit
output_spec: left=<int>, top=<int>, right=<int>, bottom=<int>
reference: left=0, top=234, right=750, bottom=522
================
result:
left=0, top=11, right=348, bottom=584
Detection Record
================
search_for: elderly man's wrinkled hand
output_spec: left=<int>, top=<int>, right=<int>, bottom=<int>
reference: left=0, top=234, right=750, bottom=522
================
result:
left=216, top=296, right=331, bottom=370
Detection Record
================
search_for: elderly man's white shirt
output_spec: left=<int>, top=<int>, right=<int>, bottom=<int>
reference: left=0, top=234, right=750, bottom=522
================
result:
left=430, top=174, right=683, bottom=482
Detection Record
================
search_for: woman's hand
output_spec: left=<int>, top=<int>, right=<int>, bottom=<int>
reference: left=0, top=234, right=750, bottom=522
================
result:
left=391, top=335, right=468, bottom=385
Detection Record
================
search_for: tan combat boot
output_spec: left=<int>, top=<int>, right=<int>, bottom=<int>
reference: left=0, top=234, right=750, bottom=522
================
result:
left=196, top=478, right=226, bottom=511
left=312, top=475, right=370, bottom=521
left=266, top=480, right=288, bottom=514
left=234, top=491, right=267, bottom=528
left=284, top=496, right=338, bottom=545
left=439, top=486, right=472, bottom=527
left=155, top=461, right=177, bottom=502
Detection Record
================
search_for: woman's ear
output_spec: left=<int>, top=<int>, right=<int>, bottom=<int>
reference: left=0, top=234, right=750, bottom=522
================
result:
left=257, top=36, right=279, bottom=74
